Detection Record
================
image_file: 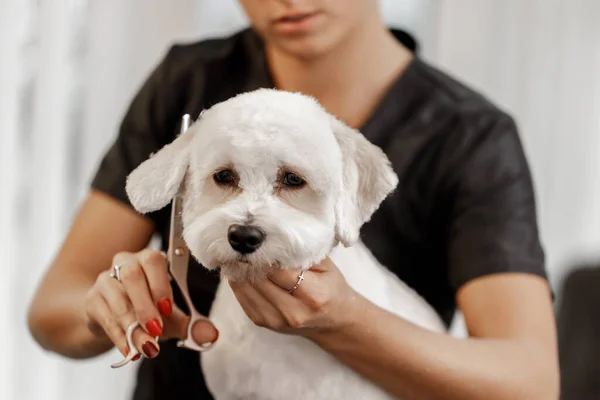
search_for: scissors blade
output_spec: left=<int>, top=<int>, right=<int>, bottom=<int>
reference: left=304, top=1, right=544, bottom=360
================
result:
left=166, top=114, right=215, bottom=352
left=167, top=113, right=191, bottom=301
left=168, top=114, right=190, bottom=251
left=167, top=113, right=190, bottom=279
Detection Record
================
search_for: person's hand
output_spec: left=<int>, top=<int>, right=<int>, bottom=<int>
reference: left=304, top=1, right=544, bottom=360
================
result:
left=84, top=249, right=218, bottom=359
left=228, top=257, right=361, bottom=339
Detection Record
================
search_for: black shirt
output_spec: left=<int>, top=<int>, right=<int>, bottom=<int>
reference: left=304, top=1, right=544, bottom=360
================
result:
left=91, top=28, right=548, bottom=400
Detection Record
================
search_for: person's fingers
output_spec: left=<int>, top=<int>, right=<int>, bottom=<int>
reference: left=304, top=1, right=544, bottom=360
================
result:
left=105, top=249, right=218, bottom=355
left=267, top=267, right=310, bottom=298
left=230, top=283, right=266, bottom=325
left=160, top=305, right=188, bottom=339
left=137, top=249, right=173, bottom=317
left=307, top=257, right=335, bottom=273
left=131, top=325, right=160, bottom=359
left=253, top=277, right=300, bottom=309
left=98, top=270, right=159, bottom=358
left=160, top=301, right=219, bottom=345
left=266, top=268, right=332, bottom=318
left=84, top=285, right=110, bottom=337
left=252, top=277, right=318, bottom=329
left=112, top=252, right=164, bottom=338
left=85, top=288, right=129, bottom=356
left=229, top=280, right=285, bottom=329
left=190, top=319, right=220, bottom=345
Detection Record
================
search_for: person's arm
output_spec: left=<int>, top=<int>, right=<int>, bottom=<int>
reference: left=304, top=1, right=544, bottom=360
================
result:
left=309, top=114, right=558, bottom=399
left=309, top=273, right=558, bottom=400
left=26, top=44, right=172, bottom=357
left=28, top=44, right=217, bottom=359
left=27, top=190, right=154, bottom=358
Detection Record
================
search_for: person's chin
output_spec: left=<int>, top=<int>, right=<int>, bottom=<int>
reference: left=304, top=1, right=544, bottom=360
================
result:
left=269, top=32, right=338, bottom=61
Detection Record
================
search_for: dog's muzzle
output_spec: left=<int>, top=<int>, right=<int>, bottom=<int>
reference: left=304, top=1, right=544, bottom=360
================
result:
left=227, top=224, right=266, bottom=254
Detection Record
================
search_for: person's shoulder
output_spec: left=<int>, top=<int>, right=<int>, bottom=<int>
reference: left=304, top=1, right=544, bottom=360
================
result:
left=402, top=58, right=525, bottom=171
left=409, top=58, right=515, bottom=130
left=412, top=58, right=509, bottom=120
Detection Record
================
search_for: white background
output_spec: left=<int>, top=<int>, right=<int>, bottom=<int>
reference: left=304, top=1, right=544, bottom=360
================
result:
left=1, top=1, right=599, bottom=399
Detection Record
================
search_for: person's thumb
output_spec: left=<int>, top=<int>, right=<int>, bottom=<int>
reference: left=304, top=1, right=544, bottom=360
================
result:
left=161, top=306, right=219, bottom=344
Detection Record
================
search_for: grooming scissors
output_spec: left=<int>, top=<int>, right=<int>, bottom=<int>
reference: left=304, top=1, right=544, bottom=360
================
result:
left=111, top=114, right=214, bottom=369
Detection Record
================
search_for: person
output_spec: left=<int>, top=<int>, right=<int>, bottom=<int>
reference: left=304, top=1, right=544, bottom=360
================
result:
left=27, top=1, right=560, bottom=399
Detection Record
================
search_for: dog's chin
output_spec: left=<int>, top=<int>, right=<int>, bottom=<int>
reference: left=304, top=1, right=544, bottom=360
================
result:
left=218, top=257, right=282, bottom=283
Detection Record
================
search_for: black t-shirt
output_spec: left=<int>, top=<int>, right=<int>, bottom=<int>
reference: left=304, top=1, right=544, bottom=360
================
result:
left=91, top=28, right=548, bottom=400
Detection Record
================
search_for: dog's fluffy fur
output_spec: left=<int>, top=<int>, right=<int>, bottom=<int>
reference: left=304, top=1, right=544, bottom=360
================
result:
left=126, top=89, right=446, bottom=399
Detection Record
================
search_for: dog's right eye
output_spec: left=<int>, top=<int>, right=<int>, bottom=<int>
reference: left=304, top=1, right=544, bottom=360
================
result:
left=213, top=169, right=235, bottom=185
left=282, top=172, right=306, bottom=188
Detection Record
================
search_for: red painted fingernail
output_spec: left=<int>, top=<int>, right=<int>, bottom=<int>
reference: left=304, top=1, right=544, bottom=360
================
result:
left=157, top=298, right=172, bottom=317
left=124, top=347, right=130, bottom=356
left=142, top=341, right=159, bottom=358
left=146, top=319, right=163, bottom=337
left=132, top=354, right=141, bottom=361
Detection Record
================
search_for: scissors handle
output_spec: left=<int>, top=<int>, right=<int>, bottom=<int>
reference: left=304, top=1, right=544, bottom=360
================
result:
left=167, top=195, right=214, bottom=352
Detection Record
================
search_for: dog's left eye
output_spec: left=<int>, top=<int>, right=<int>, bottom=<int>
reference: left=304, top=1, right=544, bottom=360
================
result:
left=213, top=169, right=235, bottom=184
left=282, top=172, right=306, bottom=187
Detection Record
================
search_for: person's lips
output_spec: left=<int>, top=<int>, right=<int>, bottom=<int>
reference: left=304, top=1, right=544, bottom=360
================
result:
left=273, top=11, right=322, bottom=34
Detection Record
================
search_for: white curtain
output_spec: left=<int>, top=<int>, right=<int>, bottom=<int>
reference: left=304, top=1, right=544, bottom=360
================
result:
left=1, top=1, right=598, bottom=399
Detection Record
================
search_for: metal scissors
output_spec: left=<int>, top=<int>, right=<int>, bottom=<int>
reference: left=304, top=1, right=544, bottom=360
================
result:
left=111, top=114, right=214, bottom=369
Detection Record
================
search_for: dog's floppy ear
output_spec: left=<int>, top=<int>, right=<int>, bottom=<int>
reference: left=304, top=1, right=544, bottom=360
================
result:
left=331, top=116, right=399, bottom=247
left=125, top=129, right=194, bottom=214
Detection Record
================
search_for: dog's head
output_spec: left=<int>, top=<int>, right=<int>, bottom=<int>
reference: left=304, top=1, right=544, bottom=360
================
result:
left=126, top=89, right=398, bottom=281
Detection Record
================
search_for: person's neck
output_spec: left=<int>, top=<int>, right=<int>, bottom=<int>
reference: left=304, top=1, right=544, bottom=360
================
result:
left=266, top=16, right=413, bottom=128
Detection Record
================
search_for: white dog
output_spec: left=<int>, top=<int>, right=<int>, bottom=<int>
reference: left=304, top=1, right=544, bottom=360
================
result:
left=126, top=89, right=446, bottom=399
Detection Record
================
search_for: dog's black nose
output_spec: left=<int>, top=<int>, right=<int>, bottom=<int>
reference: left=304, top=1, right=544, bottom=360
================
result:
left=227, top=224, right=265, bottom=254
